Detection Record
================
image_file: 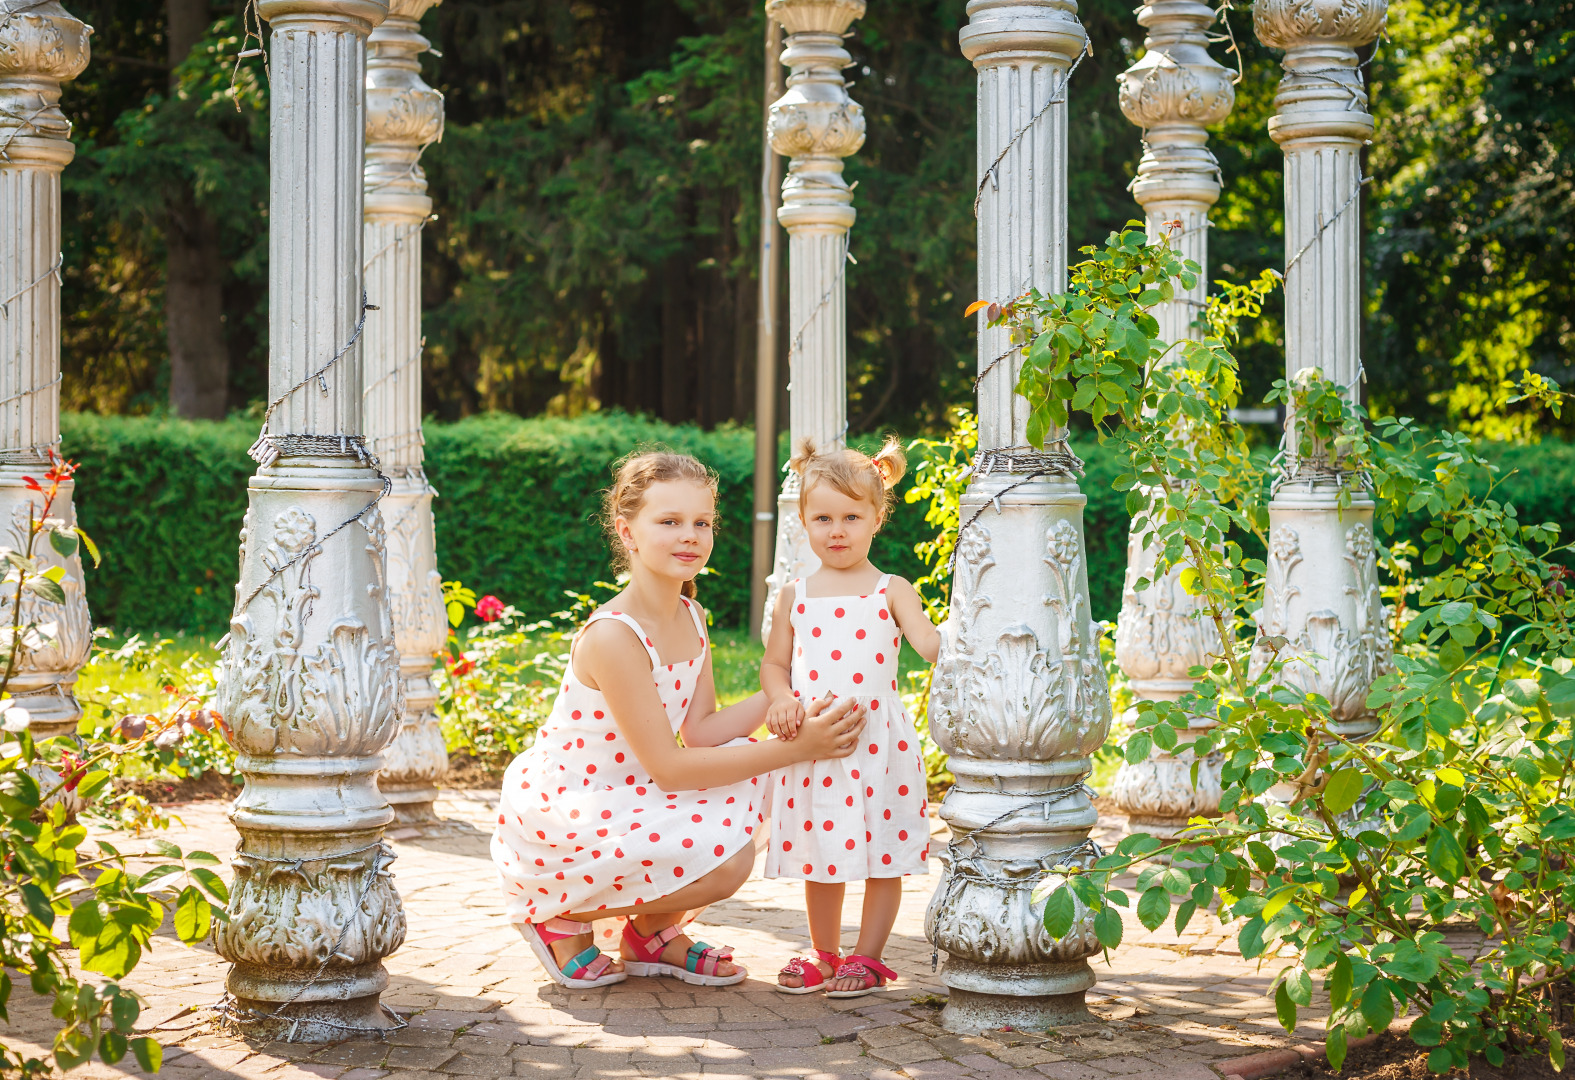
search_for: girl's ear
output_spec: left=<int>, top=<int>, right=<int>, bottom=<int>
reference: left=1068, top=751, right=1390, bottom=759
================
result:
left=615, top=514, right=636, bottom=552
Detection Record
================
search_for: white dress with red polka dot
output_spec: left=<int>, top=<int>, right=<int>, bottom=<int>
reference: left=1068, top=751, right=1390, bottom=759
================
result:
left=763, top=574, right=930, bottom=883
left=492, top=598, right=764, bottom=925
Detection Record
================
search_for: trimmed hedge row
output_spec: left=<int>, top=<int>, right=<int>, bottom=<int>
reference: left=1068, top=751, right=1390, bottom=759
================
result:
left=59, top=412, right=1575, bottom=638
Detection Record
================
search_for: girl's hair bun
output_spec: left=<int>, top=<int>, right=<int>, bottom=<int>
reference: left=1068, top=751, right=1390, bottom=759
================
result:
left=793, top=436, right=908, bottom=525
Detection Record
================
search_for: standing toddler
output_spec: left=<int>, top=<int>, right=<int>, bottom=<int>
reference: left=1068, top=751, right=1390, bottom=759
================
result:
left=762, top=438, right=940, bottom=997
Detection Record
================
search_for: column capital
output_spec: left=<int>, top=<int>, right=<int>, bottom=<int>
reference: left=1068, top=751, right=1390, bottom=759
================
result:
left=365, top=0, right=442, bottom=221
left=258, top=0, right=388, bottom=35
left=1254, top=0, right=1385, bottom=145
left=960, top=0, right=1086, bottom=70
left=767, top=0, right=863, bottom=234
left=0, top=1, right=91, bottom=159
left=1118, top=0, right=1233, bottom=213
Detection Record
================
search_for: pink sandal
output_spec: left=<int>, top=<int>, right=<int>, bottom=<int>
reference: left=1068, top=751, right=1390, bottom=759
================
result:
left=621, top=920, right=746, bottom=987
left=775, top=948, right=841, bottom=995
left=517, top=918, right=627, bottom=989
left=825, top=954, right=897, bottom=999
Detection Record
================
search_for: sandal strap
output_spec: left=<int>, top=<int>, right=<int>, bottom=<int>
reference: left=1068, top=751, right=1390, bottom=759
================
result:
left=833, top=955, right=897, bottom=987
left=563, top=945, right=609, bottom=980
left=812, top=948, right=842, bottom=967
left=621, top=920, right=685, bottom=963
left=536, top=917, right=589, bottom=943
left=686, top=941, right=734, bottom=976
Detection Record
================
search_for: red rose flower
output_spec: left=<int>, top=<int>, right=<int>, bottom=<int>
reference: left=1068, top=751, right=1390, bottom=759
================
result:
left=475, top=594, right=505, bottom=622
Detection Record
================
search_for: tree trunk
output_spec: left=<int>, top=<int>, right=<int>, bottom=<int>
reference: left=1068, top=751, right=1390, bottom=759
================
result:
left=164, top=0, right=229, bottom=420
left=165, top=199, right=230, bottom=419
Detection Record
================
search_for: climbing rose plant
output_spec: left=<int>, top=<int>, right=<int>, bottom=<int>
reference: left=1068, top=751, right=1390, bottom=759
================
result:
left=0, top=456, right=226, bottom=1078
left=979, top=226, right=1575, bottom=1073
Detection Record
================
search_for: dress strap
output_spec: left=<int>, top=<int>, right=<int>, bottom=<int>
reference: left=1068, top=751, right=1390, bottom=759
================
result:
left=874, top=573, right=892, bottom=595
left=680, top=595, right=709, bottom=648
left=582, top=609, right=661, bottom=667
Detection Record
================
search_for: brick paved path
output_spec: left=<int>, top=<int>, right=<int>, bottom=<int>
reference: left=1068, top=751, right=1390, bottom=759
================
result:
left=3, top=792, right=1333, bottom=1080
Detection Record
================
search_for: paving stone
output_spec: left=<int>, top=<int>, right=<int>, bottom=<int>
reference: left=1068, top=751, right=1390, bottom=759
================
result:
left=867, top=1041, right=941, bottom=1066
left=439, top=1055, right=511, bottom=1077
left=385, top=1047, right=459, bottom=1072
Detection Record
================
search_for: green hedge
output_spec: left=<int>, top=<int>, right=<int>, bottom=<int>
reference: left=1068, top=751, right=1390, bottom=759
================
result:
left=59, top=412, right=1575, bottom=638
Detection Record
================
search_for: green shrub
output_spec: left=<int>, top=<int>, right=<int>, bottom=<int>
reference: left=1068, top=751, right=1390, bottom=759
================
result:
left=58, top=411, right=1575, bottom=637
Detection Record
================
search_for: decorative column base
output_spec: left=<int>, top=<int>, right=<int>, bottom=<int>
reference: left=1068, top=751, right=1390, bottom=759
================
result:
left=216, top=456, right=407, bottom=1041
left=1109, top=738, right=1222, bottom=839
left=925, top=467, right=1111, bottom=1034
left=0, top=468, right=92, bottom=740
left=376, top=472, right=446, bottom=822
left=1252, top=486, right=1390, bottom=738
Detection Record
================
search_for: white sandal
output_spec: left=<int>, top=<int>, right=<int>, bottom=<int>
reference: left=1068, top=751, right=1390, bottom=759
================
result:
left=518, top=918, right=628, bottom=988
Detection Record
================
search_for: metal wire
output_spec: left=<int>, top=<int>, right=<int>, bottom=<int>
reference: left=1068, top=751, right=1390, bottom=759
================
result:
left=0, top=252, right=62, bottom=320
left=973, top=44, right=1089, bottom=219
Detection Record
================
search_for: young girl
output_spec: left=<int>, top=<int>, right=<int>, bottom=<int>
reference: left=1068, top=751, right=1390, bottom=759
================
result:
left=492, top=451, right=868, bottom=989
left=762, top=439, right=941, bottom=998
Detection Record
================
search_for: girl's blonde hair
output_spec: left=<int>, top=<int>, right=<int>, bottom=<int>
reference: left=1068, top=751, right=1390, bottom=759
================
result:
left=790, top=437, right=907, bottom=525
left=603, top=451, right=718, bottom=599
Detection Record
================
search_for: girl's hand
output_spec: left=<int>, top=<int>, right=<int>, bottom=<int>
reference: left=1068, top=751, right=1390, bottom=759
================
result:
left=794, top=694, right=866, bottom=761
left=766, top=694, right=806, bottom=740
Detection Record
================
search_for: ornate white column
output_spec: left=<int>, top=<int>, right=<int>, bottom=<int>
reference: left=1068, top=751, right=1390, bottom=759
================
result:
left=923, top=0, right=1113, bottom=1034
left=759, top=0, right=864, bottom=638
left=215, top=0, right=408, bottom=1041
left=1109, top=0, right=1233, bottom=835
left=0, top=2, right=93, bottom=740
left=1249, top=0, right=1390, bottom=737
left=364, top=0, right=446, bottom=823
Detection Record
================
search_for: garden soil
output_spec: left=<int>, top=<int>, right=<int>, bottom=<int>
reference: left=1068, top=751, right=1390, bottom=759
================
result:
left=1281, top=1029, right=1572, bottom=1080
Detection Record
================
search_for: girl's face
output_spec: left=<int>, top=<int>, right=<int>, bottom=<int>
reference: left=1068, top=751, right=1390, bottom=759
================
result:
left=801, top=483, right=880, bottom=571
left=616, top=480, right=716, bottom=588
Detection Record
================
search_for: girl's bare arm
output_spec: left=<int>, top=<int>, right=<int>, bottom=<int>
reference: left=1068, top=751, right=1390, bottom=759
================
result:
left=577, top=620, right=863, bottom=791
left=887, top=576, right=940, bottom=663
left=678, top=652, right=769, bottom=748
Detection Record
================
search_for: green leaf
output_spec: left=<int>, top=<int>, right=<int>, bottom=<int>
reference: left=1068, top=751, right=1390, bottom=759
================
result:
left=73, top=527, right=101, bottom=568
left=110, top=992, right=140, bottom=1033
left=1136, top=886, right=1170, bottom=931
left=1425, top=827, right=1466, bottom=883
left=1326, top=1024, right=1347, bottom=1071
left=1263, top=886, right=1296, bottom=920
left=1323, top=768, right=1366, bottom=815
left=19, top=883, right=54, bottom=929
left=173, top=886, right=211, bottom=943
left=1551, top=1028, right=1565, bottom=1072
left=189, top=867, right=229, bottom=904
left=76, top=770, right=110, bottom=800
left=80, top=913, right=144, bottom=978
left=131, top=1037, right=162, bottom=1073
left=148, top=839, right=182, bottom=859
left=1238, top=916, right=1267, bottom=960
left=1328, top=953, right=1353, bottom=1011
left=1360, top=980, right=1394, bottom=1035
left=1173, top=899, right=1197, bottom=936
left=1248, top=841, right=1277, bottom=872
left=1093, top=905, right=1124, bottom=950
left=25, top=576, right=65, bottom=604
left=48, top=530, right=78, bottom=559
left=68, top=898, right=104, bottom=946
left=1160, top=867, right=1190, bottom=895
left=99, top=1029, right=127, bottom=1065
left=1042, top=884, right=1076, bottom=939
left=1427, top=1048, right=1453, bottom=1073
left=1436, top=601, right=1473, bottom=625
left=1285, top=965, right=1313, bottom=1006
left=1274, top=981, right=1297, bottom=1034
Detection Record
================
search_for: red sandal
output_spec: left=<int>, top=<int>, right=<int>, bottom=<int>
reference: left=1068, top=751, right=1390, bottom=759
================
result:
left=621, top=920, right=746, bottom=987
left=825, top=954, right=897, bottom=998
left=517, top=918, right=627, bottom=989
left=775, top=948, right=841, bottom=995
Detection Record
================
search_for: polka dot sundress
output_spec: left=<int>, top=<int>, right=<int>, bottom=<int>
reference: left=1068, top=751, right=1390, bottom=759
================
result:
left=764, top=573, right=930, bottom=883
left=492, top=598, right=764, bottom=925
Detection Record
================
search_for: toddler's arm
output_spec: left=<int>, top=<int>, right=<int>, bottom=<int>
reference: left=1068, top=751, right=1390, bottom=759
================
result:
left=760, top=584, right=805, bottom=739
left=886, top=576, right=941, bottom=663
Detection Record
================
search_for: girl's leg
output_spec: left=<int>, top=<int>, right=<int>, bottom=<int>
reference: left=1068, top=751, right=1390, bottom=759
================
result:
left=557, top=843, right=756, bottom=977
left=777, top=881, right=846, bottom=988
left=828, top=877, right=903, bottom=992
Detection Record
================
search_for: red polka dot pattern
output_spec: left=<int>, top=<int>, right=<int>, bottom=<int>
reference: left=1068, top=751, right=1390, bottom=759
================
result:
left=763, top=572, right=929, bottom=885
left=493, top=600, right=764, bottom=936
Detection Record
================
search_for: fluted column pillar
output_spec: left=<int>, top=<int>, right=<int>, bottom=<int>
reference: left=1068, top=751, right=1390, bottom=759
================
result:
left=214, top=0, right=408, bottom=1041
left=1109, top=0, right=1234, bottom=835
left=364, top=0, right=446, bottom=823
left=1249, top=0, right=1390, bottom=737
left=759, top=0, right=865, bottom=638
left=923, top=0, right=1112, bottom=1034
left=0, top=2, right=93, bottom=739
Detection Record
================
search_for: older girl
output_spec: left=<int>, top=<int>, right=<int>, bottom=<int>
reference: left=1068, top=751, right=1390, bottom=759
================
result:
left=492, top=452, right=866, bottom=989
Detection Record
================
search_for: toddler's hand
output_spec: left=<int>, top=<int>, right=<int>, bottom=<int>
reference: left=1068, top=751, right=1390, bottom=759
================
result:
left=766, top=694, right=806, bottom=740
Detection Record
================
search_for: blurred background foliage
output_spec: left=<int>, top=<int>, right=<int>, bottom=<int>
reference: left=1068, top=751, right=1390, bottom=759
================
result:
left=58, top=0, right=1572, bottom=436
